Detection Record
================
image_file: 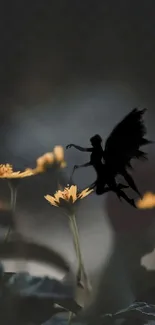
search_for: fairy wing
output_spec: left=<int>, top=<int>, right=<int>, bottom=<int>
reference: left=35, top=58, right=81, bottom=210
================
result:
left=104, top=108, right=151, bottom=171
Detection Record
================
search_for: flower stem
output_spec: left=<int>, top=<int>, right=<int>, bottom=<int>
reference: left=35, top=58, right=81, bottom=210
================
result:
left=68, top=311, right=74, bottom=325
left=69, top=214, right=83, bottom=274
left=68, top=214, right=91, bottom=296
left=9, top=181, right=17, bottom=213
left=4, top=180, right=18, bottom=242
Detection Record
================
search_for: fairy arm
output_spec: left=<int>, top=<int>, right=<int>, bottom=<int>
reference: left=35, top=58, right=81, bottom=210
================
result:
left=70, top=162, right=91, bottom=179
left=66, top=144, right=93, bottom=152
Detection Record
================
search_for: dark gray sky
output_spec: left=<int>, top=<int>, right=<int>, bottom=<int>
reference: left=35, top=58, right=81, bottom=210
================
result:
left=1, top=0, right=155, bottom=312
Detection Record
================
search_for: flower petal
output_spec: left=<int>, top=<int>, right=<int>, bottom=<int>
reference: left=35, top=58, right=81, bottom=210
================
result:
left=53, top=146, right=65, bottom=162
left=78, top=188, right=94, bottom=199
left=54, top=190, right=64, bottom=202
left=69, top=185, right=77, bottom=203
left=44, top=195, right=59, bottom=207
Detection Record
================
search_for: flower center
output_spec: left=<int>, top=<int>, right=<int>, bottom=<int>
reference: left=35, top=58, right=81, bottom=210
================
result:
left=62, top=188, right=70, bottom=201
left=0, top=164, right=13, bottom=175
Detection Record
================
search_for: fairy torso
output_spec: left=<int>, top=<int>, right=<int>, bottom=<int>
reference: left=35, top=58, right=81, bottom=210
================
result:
left=90, top=147, right=105, bottom=171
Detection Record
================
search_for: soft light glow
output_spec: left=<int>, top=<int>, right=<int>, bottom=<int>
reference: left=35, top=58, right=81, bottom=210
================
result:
left=136, top=192, right=155, bottom=209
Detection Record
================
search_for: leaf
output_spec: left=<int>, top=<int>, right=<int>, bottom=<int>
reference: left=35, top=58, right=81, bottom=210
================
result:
left=43, top=312, right=85, bottom=325
left=0, top=270, right=81, bottom=324
left=0, top=239, right=69, bottom=273
left=99, top=302, right=155, bottom=325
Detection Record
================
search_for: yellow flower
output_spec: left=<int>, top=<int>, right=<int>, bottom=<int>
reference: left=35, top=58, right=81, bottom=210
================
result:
left=33, top=152, right=55, bottom=174
left=53, top=146, right=66, bottom=168
left=37, top=153, right=54, bottom=166
left=0, top=146, right=66, bottom=180
left=136, top=192, right=155, bottom=209
left=0, top=164, right=34, bottom=179
left=34, top=146, right=66, bottom=174
left=44, top=185, right=93, bottom=211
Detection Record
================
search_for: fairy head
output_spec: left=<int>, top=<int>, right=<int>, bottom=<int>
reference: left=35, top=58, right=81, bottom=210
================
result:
left=90, top=134, right=102, bottom=147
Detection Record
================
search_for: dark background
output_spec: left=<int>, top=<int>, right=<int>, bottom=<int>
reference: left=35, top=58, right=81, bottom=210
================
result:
left=0, top=0, right=155, bottom=314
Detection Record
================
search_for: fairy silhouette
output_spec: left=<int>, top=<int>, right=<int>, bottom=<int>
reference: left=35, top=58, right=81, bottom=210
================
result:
left=66, top=108, right=152, bottom=207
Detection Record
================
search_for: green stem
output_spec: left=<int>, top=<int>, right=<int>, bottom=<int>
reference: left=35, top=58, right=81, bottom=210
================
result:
left=9, top=181, right=17, bottom=213
left=68, top=214, right=91, bottom=292
left=4, top=181, right=18, bottom=242
left=68, top=214, right=83, bottom=276
left=68, top=214, right=84, bottom=324
left=68, top=311, right=74, bottom=325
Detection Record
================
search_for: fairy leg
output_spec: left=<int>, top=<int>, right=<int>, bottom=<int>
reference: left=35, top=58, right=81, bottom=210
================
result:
left=116, top=189, right=137, bottom=208
left=121, top=170, right=142, bottom=198
left=106, top=177, right=135, bottom=206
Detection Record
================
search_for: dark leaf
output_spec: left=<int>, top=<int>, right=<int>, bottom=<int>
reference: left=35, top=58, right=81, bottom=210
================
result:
left=0, top=270, right=81, bottom=324
left=0, top=239, right=70, bottom=273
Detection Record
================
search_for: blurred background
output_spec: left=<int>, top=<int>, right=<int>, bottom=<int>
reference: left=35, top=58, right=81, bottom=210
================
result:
left=0, top=0, right=155, bottom=314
